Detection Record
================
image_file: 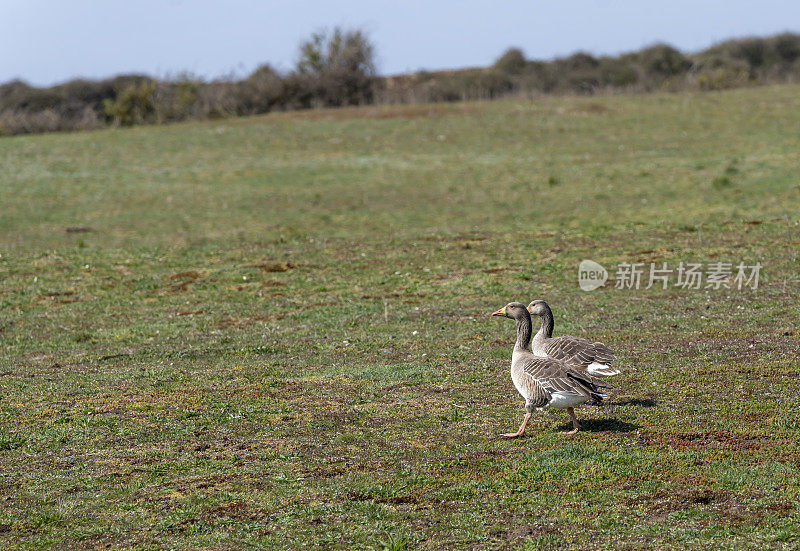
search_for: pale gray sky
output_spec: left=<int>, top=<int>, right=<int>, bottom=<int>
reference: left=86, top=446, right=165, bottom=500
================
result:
left=1, top=0, right=798, bottom=86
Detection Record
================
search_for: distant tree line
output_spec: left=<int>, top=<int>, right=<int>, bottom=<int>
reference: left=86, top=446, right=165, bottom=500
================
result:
left=2, top=30, right=799, bottom=136
left=379, top=32, right=800, bottom=103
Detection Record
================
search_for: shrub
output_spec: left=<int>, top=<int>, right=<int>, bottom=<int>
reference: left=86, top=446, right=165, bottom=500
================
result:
left=695, top=36, right=798, bottom=80
left=638, top=44, right=692, bottom=77
left=735, top=38, right=770, bottom=68
left=151, top=74, right=204, bottom=122
left=0, top=80, right=36, bottom=110
left=691, top=53, right=752, bottom=90
left=519, top=61, right=558, bottom=93
left=293, top=27, right=377, bottom=107
left=494, top=48, right=527, bottom=75
left=104, top=80, right=157, bottom=126
left=562, top=52, right=600, bottom=71
left=194, top=81, right=240, bottom=119
left=57, top=79, right=115, bottom=107
left=551, top=53, right=602, bottom=93
left=695, top=67, right=751, bottom=91
left=237, top=64, right=285, bottom=114
left=599, top=57, right=640, bottom=88
left=773, top=33, right=800, bottom=63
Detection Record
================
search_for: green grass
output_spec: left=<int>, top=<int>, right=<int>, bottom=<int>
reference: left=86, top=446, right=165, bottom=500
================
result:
left=1, top=85, right=799, bottom=550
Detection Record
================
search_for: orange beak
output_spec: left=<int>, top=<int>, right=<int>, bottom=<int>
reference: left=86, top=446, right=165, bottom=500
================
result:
left=491, top=306, right=507, bottom=317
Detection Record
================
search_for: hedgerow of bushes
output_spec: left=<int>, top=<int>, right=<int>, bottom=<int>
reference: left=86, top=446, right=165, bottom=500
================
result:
left=1, top=30, right=799, bottom=136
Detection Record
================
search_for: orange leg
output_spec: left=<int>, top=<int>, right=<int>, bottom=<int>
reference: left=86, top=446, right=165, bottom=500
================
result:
left=502, top=412, right=531, bottom=438
left=562, top=407, right=581, bottom=436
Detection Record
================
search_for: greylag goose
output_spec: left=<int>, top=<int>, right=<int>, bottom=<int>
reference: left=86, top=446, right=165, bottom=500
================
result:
left=527, top=300, right=620, bottom=377
left=492, top=302, right=611, bottom=437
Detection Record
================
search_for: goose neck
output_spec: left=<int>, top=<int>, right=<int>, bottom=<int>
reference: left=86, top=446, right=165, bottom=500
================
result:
left=535, top=304, right=554, bottom=341
left=514, top=310, right=534, bottom=352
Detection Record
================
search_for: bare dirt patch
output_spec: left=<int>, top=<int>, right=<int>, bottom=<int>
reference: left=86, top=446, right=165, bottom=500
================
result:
left=640, top=430, right=782, bottom=450
left=348, top=491, right=418, bottom=505
left=627, top=487, right=726, bottom=512
left=168, top=270, right=204, bottom=291
left=493, top=523, right=561, bottom=550
left=37, top=290, right=79, bottom=304
left=273, top=102, right=483, bottom=122
left=570, top=102, right=609, bottom=114
left=250, top=261, right=296, bottom=273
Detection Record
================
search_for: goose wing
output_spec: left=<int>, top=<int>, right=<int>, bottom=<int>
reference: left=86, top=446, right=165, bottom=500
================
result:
left=544, top=336, right=618, bottom=375
left=520, top=356, right=611, bottom=404
left=589, top=341, right=615, bottom=366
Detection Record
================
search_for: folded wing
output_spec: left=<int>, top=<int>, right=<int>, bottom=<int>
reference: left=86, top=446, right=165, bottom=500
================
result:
left=520, top=356, right=611, bottom=407
left=544, top=336, right=620, bottom=376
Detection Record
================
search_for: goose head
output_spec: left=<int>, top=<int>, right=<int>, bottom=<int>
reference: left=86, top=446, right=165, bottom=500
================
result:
left=527, top=299, right=549, bottom=316
left=492, top=302, right=528, bottom=320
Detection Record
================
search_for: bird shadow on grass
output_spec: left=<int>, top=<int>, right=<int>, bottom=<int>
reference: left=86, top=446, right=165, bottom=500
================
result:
left=612, top=397, right=657, bottom=408
left=559, top=418, right=639, bottom=433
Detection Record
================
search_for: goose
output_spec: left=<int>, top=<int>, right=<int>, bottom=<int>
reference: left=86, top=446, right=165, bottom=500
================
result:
left=492, top=302, right=611, bottom=437
left=527, top=299, right=620, bottom=377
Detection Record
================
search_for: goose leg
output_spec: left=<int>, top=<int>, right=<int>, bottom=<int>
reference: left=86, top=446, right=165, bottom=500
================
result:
left=502, top=412, right=531, bottom=438
left=563, top=407, right=581, bottom=436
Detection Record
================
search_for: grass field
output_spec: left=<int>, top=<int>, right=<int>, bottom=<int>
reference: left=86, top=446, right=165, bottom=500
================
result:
left=1, top=84, right=799, bottom=549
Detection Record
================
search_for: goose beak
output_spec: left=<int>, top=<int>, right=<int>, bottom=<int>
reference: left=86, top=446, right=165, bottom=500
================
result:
left=491, top=306, right=507, bottom=317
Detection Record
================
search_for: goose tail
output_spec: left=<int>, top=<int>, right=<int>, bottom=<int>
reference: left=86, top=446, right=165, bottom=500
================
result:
left=586, top=362, right=621, bottom=377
